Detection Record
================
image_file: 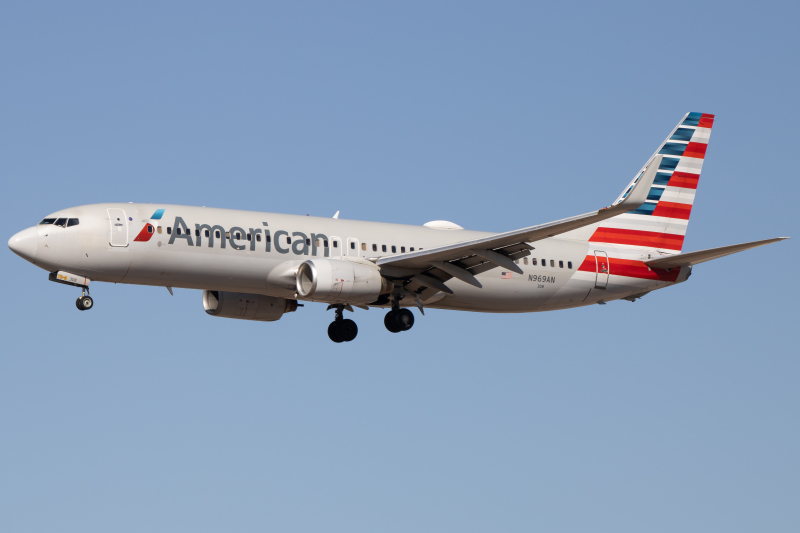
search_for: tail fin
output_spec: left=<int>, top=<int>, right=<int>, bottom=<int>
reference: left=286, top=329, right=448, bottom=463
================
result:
left=585, top=112, right=715, bottom=252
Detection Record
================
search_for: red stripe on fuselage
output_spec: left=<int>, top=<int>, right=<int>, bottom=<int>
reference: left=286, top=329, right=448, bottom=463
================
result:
left=652, top=201, right=692, bottom=220
left=577, top=256, right=681, bottom=282
left=668, top=171, right=699, bottom=189
left=589, top=227, right=684, bottom=251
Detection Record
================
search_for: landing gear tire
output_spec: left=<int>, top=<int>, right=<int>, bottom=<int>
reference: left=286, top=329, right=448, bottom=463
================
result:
left=328, top=322, right=344, bottom=343
left=339, top=319, right=358, bottom=342
left=385, top=309, right=414, bottom=333
left=80, top=296, right=93, bottom=310
left=328, top=318, right=358, bottom=343
left=396, top=308, right=414, bottom=331
left=384, top=310, right=402, bottom=333
left=76, top=298, right=85, bottom=311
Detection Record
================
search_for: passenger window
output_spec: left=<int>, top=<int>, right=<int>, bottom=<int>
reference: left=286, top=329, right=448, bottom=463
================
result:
left=514, top=259, right=519, bottom=264
left=266, top=235, right=271, bottom=242
left=315, top=239, right=320, bottom=247
left=350, top=241, right=355, bottom=249
left=372, top=244, right=377, bottom=252
left=392, top=245, right=396, bottom=253
left=257, top=234, right=261, bottom=242
left=177, top=228, right=182, bottom=235
left=532, top=258, right=537, bottom=265
left=568, top=261, right=573, bottom=269
left=204, top=230, right=209, bottom=237
left=410, top=247, right=415, bottom=252
left=550, top=260, right=555, bottom=267
left=148, top=226, right=154, bottom=234
left=225, top=232, right=230, bottom=238
left=247, top=233, right=252, bottom=241
left=382, top=245, right=387, bottom=252
left=401, top=246, right=405, bottom=253
left=333, top=241, right=338, bottom=248
left=215, top=230, right=220, bottom=238
left=167, top=227, right=172, bottom=235
left=306, top=238, right=311, bottom=245
left=361, top=243, right=366, bottom=251
left=559, top=261, right=563, bottom=268
left=286, top=236, right=291, bottom=244
left=323, top=240, right=328, bottom=247
left=541, top=259, right=545, bottom=266
left=157, top=227, right=163, bottom=234
left=67, top=218, right=79, bottom=227
left=195, top=229, right=199, bottom=236
left=523, top=257, right=528, bottom=265
left=55, top=218, right=67, bottom=227
left=39, top=218, right=56, bottom=225
left=235, top=232, right=241, bottom=239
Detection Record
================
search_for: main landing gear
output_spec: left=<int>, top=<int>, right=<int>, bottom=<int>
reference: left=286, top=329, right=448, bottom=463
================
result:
left=384, top=295, right=414, bottom=333
left=75, top=287, right=93, bottom=311
left=328, top=305, right=358, bottom=343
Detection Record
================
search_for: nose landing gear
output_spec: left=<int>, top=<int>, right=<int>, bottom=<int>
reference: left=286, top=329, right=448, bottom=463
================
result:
left=327, top=304, right=358, bottom=343
left=75, top=287, right=93, bottom=311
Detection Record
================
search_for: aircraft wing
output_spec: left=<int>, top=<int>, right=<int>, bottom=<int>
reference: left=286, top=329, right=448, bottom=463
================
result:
left=376, top=155, right=663, bottom=297
left=644, top=237, right=789, bottom=269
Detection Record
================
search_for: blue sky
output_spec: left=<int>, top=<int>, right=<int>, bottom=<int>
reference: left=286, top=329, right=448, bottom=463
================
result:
left=1, top=2, right=798, bottom=532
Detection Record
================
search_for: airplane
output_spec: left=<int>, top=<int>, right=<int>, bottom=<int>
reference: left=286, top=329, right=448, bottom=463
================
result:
left=8, top=112, right=789, bottom=343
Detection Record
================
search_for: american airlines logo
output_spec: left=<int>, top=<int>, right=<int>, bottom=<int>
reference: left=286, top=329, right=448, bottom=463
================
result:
left=135, top=210, right=332, bottom=257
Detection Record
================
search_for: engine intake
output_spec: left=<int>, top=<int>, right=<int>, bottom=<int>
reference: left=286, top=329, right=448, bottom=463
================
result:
left=296, top=259, right=393, bottom=304
left=202, top=290, right=297, bottom=322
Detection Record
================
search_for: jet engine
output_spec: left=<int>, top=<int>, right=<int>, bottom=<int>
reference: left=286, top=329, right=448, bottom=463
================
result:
left=295, top=259, right=393, bottom=304
left=202, top=290, right=297, bottom=322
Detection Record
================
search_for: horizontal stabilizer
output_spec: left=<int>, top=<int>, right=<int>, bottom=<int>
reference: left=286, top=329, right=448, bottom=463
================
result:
left=644, top=237, right=789, bottom=269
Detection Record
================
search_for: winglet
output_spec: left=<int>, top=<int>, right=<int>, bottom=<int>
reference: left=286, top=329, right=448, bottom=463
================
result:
left=333, top=211, right=339, bottom=219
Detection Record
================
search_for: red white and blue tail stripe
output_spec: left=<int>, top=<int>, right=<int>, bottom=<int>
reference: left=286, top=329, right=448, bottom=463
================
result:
left=581, top=112, right=714, bottom=252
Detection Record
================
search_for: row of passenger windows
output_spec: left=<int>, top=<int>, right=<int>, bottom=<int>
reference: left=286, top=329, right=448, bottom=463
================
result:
left=39, top=218, right=79, bottom=227
left=516, top=257, right=572, bottom=269
left=159, top=226, right=421, bottom=252
left=158, top=225, right=571, bottom=267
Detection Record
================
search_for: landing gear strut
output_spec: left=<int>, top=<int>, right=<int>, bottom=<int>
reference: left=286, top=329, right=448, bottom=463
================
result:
left=384, top=295, right=414, bottom=333
left=327, top=305, right=358, bottom=343
left=75, top=287, right=93, bottom=311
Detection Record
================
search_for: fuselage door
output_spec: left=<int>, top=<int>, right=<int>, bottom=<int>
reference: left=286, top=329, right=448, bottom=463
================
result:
left=594, top=250, right=609, bottom=289
left=347, top=237, right=360, bottom=257
left=107, top=208, right=128, bottom=247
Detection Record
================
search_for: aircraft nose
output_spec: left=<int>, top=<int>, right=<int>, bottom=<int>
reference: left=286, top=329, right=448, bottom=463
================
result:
left=8, top=226, right=39, bottom=262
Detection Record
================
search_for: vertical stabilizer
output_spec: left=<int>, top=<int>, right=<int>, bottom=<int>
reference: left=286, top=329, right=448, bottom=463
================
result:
left=569, top=112, right=715, bottom=252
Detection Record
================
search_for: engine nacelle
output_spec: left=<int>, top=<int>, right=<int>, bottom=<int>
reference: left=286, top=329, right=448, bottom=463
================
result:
left=202, top=290, right=297, bottom=322
left=295, top=258, right=393, bottom=304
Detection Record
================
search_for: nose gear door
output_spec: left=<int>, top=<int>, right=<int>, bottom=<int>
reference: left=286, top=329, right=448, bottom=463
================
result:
left=594, top=250, right=609, bottom=289
left=107, top=208, right=129, bottom=247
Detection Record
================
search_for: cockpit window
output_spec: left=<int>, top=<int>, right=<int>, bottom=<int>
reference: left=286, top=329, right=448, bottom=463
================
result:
left=54, top=218, right=67, bottom=227
left=67, top=218, right=80, bottom=227
left=39, top=218, right=56, bottom=225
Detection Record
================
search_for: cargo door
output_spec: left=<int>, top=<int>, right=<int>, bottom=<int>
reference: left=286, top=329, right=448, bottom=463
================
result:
left=594, top=250, right=609, bottom=289
left=108, top=208, right=128, bottom=247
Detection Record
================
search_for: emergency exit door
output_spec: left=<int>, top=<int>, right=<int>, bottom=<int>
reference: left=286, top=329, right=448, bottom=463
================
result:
left=108, top=208, right=128, bottom=247
left=594, top=250, right=609, bottom=289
